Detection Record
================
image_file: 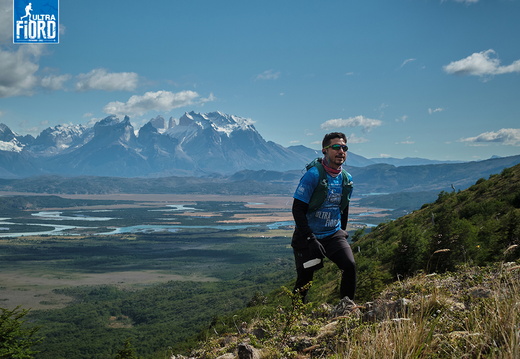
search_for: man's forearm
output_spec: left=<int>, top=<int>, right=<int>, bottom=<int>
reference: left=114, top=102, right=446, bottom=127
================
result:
left=292, top=198, right=313, bottom=237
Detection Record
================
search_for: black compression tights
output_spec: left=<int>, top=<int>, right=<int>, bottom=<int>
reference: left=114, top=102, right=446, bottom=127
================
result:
left=294, top=244, right=356, bottom=301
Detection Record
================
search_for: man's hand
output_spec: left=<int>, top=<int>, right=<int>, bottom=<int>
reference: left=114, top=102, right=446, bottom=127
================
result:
left=307, top=235, right=326, bottom=258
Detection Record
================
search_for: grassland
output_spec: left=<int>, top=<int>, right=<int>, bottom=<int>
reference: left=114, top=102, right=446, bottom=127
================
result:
left=0, top=192, right=390, bottom=358
left=0, top=193, right=387, bottom=310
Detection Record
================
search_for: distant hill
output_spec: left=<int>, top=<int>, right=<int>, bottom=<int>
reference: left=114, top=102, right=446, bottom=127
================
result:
left=0, top=155, right=518, bottom=200
left=347, top=154, right=520, bottom=195
left=368, top=156, right=463, bottom=166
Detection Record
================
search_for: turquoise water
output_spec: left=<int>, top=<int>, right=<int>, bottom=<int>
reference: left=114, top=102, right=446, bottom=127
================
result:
left=0, top=201, right=383, bottom=237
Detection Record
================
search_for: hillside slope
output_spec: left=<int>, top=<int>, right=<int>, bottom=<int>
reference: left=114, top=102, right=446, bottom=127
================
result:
left=172, top=164, right=520, bottom=358
left=352, top=163, right=520, bottom=300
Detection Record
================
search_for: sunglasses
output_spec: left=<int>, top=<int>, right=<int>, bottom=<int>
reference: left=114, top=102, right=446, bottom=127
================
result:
left=324, top=144, right=349, bottom=151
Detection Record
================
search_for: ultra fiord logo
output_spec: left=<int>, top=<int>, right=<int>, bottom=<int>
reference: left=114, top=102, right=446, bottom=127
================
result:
left=13, top=0, right=59, bottom=44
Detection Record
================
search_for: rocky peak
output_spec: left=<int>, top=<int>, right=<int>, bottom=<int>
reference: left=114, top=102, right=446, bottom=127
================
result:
left=93, top=115, right=137, bottom=144
left=0, top=123, right=16, bottom=142
left=0, top=123, right=26, bottom=152
left=148, top=116, right=168, bottom=132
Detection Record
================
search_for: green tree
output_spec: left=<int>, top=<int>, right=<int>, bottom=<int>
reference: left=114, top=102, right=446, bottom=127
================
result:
left=115, top=339, right=139, bottom=359
left=393, top=222, right=428, bottom=276
left=0, top=306, right=42, bottom=359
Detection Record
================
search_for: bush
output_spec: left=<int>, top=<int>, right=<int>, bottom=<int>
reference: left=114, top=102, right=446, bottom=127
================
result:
left=0, top=306, right=42, bottom=358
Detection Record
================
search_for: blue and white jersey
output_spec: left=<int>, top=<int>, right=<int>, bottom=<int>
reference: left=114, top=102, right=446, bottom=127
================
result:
left=293, top=167, right=343, bottom=239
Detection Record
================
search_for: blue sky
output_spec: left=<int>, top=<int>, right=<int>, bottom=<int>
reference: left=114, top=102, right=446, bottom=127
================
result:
left=1, top=0, right=519, bottom=162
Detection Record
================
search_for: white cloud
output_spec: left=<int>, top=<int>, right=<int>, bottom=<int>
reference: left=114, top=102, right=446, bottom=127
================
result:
left=76, top=68, right=139, bottom=91
left=255, top=69, right=281, bottom=80
left=41, top=74, right=71, bottom=90
left=443, top=49, right=520, bottom=77
left=0, top=46, right=43, bottom=98
left=0, top=0, right=13, bottom=44
left=103, top=90, right=214, bottom=117
left=346, top=133, right=369, bottom=144
left=0, top=0, right=43, bottom=97
left=400, top=58, right=416, bottom=68
left=459, top=128, right=520, bottom=146
left=428, top=107, right=444, bottom=114
left=321, top=116, right=382, bottom=132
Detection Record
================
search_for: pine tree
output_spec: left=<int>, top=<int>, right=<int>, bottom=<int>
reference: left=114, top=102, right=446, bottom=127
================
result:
left=0, top=306, right=42, bottom=359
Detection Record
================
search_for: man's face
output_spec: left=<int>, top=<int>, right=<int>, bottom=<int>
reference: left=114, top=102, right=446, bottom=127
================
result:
left=323, top=137, right=347, bottom=168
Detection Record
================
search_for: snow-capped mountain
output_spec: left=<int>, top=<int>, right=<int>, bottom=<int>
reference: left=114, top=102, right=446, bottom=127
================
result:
left=0, top=111, right=323, bottom=177
left=41, top=116, right=151, bottom=177
left=0, top=123, right=30, bottom=152
left=138, top=111, right=313, bottom=175
left=27, top=123, right=93, bottom=156
left=0, top=112, right=516, bottom=180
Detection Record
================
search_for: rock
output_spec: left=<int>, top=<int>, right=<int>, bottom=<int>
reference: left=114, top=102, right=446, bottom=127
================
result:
left=252, top=327, right=266, bottom=339
left=288, top=337, right=313, bottom=352
left=237, top=343, right=259, bottom=359
left=363, top=298, right=412, bottom=321
left=331, top=297, right=361, bottom=318
left=216, top=354, right=235, bottom=359
left=317, top=320, right=339, bottom=339
left=469, top=287, right=493, bottom=298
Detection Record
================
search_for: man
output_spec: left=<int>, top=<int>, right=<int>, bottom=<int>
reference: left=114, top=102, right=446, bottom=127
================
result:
left=21, top=3, right=33, bottom=20
left=291, top=132, right=356, bottom=301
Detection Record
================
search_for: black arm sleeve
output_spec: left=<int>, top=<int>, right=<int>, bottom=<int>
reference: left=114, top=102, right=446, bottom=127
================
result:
left=292, top=198, right=313, bottom=238
left=341, top=203, right=349, bottom=231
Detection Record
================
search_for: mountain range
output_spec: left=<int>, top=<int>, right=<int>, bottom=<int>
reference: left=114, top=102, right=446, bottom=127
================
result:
left=0, top=111, right=475, bottom=178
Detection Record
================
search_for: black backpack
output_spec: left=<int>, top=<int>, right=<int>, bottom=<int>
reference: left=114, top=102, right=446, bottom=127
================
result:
left=305, top=158, right=353, bottom=213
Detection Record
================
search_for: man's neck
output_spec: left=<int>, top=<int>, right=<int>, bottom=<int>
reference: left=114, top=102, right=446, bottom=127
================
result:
left=322, top=157, right=342, bottom=175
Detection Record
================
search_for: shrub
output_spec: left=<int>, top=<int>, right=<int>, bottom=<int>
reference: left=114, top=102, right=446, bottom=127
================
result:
left=0, top=306, right=42, bottom=359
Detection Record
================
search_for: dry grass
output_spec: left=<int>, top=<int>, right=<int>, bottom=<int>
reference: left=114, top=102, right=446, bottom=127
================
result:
left=191, top=263, right=520, bottom=359
left=334, top=264, right=520, bottom=359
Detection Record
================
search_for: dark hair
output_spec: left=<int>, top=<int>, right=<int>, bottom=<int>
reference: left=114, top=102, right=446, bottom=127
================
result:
left=322, top=132, right=347, bottom=148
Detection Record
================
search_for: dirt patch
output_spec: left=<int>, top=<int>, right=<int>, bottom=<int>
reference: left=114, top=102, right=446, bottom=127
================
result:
left=0, top=270, right=218, bottom=310
left=218, top=212, right=293, bottom=224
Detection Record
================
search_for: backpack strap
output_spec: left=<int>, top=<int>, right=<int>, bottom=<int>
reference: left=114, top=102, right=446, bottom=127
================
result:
left=307, top=160, right=328, bottom=213
left=306, top=159, right=353, bottom=213
left=340, top=169, right=353, bottom=213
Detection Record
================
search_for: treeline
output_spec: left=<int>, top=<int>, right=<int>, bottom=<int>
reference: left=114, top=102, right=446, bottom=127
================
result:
left=31, top=260, right=294, bottom=358
left=0, top=174, right=296, bottom=196
left=351, top=164, right=520, bottom=301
